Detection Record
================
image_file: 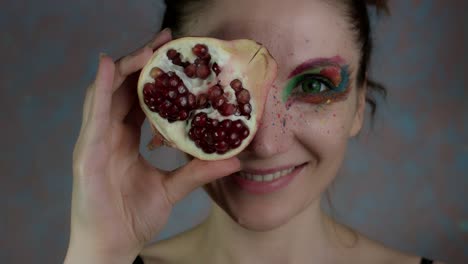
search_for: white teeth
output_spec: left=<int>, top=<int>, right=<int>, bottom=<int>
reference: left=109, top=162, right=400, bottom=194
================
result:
left=239, top=167, right=294, bottom=182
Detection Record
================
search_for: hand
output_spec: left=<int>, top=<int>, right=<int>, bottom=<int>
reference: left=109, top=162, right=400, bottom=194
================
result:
left=65, top=29, right=240, bottom=264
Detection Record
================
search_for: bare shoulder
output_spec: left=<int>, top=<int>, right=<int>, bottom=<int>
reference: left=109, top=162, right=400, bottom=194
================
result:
left=138, top=224, right=204, bottom=264
left=350, top=230, right=445, bottom=264
left=355, top=234, right=423, bottom=264
left=328, top=221, right=433, bottom=264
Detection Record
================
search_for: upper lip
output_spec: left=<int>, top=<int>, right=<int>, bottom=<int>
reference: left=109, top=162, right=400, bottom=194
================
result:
left=240, top=163, right=307, bottom=175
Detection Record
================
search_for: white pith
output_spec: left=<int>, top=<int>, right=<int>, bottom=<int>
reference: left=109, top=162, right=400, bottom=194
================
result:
left=138, top=38, right=261, bottom=160
left=238, top=167, right=295, bottom=182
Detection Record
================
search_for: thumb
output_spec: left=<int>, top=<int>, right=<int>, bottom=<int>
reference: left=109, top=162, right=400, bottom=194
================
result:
left=162, top=158, right=241, bottom=205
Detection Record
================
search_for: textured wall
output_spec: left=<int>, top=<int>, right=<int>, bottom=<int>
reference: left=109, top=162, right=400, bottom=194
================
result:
left=1, top=0, right=466, bottom=263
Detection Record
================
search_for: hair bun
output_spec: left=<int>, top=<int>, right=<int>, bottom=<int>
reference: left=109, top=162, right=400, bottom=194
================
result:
left=366, top=0, right=390, bottom=14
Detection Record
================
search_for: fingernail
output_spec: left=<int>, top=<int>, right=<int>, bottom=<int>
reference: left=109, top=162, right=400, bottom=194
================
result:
left=160, top=27, right=171, bottom=34
left=99, top=52, right=106, bottom=60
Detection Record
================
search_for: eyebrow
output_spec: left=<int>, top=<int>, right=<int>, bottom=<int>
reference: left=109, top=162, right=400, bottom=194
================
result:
left=287, top=56, right=346, bottom=79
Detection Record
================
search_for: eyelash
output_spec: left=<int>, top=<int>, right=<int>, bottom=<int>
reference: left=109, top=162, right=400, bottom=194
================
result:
left=293, top=74, right=336, bottom=95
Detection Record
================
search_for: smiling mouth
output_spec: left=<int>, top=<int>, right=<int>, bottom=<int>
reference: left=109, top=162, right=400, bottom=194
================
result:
left=237, top=163, right=307, bottom=182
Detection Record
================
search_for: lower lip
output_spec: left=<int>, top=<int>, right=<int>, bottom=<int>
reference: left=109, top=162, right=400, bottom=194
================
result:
left=229, top=163, right=306, bottom=195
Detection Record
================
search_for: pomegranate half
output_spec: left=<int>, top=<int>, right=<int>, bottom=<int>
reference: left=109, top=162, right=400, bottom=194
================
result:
left=137, top=37, right=277, bottom=160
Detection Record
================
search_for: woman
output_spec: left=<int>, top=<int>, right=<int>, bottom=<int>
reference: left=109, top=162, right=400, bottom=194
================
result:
left=65, top=0, right=444, bottom=263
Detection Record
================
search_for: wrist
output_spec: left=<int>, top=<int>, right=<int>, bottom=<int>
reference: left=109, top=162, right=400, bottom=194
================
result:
left=64, top=236, right=140, bottom=264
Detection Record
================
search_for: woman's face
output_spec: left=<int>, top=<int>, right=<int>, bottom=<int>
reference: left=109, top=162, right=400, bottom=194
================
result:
left=184, top=0, right=366, bottom=231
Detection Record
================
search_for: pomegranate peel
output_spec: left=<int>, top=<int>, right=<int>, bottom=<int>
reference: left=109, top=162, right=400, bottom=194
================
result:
left=138, top=37, right=277, bottom=160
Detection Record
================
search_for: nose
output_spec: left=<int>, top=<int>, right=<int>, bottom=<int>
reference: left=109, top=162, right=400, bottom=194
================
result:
left=243, top=86, right=293, bottom=159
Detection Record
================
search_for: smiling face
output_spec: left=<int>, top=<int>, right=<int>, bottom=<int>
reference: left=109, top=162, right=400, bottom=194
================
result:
left=178, top=0, right=367, bottom=230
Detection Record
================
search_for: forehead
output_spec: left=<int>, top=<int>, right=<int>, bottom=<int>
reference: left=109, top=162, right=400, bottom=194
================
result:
left=186, top=0, right=360, bottom=76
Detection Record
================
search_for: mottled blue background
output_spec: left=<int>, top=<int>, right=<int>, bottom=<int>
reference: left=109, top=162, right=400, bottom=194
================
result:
left=1, top=0, right=467, bottom=263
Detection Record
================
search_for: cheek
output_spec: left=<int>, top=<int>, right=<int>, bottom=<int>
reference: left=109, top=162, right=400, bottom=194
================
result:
left=291, top=102, right=354, bottom=159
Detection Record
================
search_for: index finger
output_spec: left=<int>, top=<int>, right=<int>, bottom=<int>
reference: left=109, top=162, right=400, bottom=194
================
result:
left=113, top=28, right=173, bottom=91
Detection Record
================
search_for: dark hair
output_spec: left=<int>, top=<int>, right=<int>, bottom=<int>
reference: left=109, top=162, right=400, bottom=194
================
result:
left=162, top=0, right=388, bottom=119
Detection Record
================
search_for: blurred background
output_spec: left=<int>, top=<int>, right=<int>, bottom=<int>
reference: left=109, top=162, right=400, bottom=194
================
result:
left=1, top=0, right=467, bottom=263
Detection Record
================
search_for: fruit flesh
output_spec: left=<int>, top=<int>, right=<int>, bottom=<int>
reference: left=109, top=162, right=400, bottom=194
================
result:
left=138, top=37, right=277, bottom=160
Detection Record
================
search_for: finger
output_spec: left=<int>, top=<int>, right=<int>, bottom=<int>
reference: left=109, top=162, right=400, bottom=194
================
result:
left=80, top=83, right=94, bottom=132
left=123, top=96, right=146, bottom=128
left=147, top=28, right=172, bottom=50
left=87, top=55, right=115, bottom=132
left=110, top=70, right=142, bottom=121
left=113, top=29, right=173, bottom=91
left=162, top=158, right=241, bottom=205
left=111, top=30, right=173, bottom=121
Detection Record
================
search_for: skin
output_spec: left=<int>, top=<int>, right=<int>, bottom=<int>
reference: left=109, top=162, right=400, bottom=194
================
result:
left=141, top=0, right=434, bottom=263
left=65, top=0, right=445, bottom=263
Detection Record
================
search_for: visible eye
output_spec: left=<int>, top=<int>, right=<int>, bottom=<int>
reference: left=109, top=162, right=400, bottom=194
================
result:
left=294, top=74, right=334, bottom=95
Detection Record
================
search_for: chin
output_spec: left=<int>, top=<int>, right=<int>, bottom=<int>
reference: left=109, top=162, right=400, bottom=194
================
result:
left=206, top=162, right=324, bottom=232
left=213, top=192, right=310, bottom=232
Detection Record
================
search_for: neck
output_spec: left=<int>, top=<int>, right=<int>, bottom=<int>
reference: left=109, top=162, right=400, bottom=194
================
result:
left=197, top=198, right=353, bottom=264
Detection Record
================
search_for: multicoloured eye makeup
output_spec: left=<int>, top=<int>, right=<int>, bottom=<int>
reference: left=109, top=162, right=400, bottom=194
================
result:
left=282, top=56, right=351, bottom=106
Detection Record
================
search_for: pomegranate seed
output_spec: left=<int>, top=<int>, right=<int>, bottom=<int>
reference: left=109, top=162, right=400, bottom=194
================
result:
left=169, top=76, right=179, bottom=87
left=230, top=138, right=242, bottom=148
left=169, top=104, right=179, bottom=115
left=194, top=127, right=205, bottom=138
left=187, top=93, right=197, bottom=108
left=155, top=74, right=168, bottom=88
left=192, top=44, right=208, bottom=57
left=208, top=85, right=223, bottom=101
left=208, top=119, right=219, bottom=127
left=213, top=128, right=226, bottom=141
left=239, top=103, right=252, bottom=115
left=202, top=144, right=216, bottom=154
left=176, top=96, right=188, bottom=108
left=153, top=91, right=164, bottom=104
left=212, top=96, right=226, bottom=109
left=203, top=131, right=214, bottom=144
left=214, top=141, right=229, bottom=154
left=172, top=55, right=183, bottom=66
left=230, top=79, right=243, bottom=92
left=229, top=131, right=239, bottom=142
left=199, top=53, right=211, bottom=63
left=219, top=103, right=237, bottom=116
left=197, top=94, right=209, bottom=108
left=150, top=67, right=164, bottom=79
left=177, top=85, right=187, bottom=94
left=193, top=112, right=208, bottom=127
left=196, top=64, right=211, bottom=79
left=143, top=83, right=156, bottom=96
left=160, top=100, right=172, bottom=111
left=149, top=105, right=157, bottom=112
left=159, top=111, right=169, bottom=118
left=167, top=89, right=177, bottom=99
left=232, top=120, right=244, bottom=131
left=167, top=49, right=178, bottom=59
left=184, top=64, right=197, bottom=78
left=220, top=119, right=232, bottom=129
left=188, top=128, right=196, bottom=140
left=212, top=63, right=221, bottom=75
left=178, top=110, right=189, bottom=120
left=240, top=127, right=249, bottom=139
left=236, top=89, right=250, bottom=104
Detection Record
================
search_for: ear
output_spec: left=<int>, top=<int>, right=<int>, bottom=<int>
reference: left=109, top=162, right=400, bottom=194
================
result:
left=349, top=78, right=367, bottom=137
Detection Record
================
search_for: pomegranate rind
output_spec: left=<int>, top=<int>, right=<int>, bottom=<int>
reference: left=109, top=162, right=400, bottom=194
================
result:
left=137, top=37, right=277, bottom=160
